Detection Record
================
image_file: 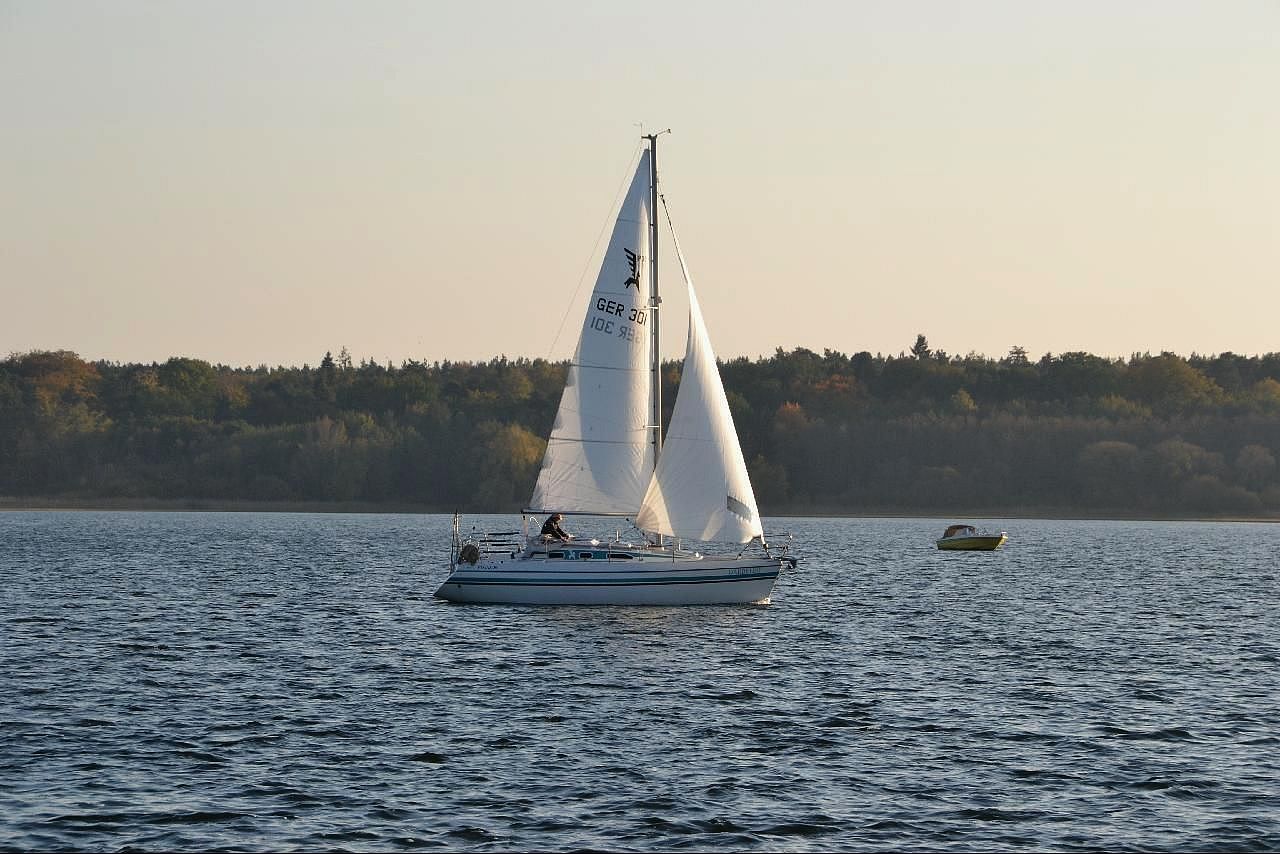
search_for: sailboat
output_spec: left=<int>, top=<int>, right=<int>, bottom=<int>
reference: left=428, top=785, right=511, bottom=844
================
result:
left=436, top=134, right=797, bottom=605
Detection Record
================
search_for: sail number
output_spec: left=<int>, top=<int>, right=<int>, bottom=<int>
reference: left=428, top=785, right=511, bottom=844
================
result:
left=595, top=298, right=646, bottom=325
left=591, top=298, right=646, bottom=343
left=589, top=316, right=642, bottom=342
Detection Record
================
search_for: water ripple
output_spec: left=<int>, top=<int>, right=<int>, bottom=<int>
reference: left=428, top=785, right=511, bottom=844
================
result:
left=1, top=511, right=1278, bottom=851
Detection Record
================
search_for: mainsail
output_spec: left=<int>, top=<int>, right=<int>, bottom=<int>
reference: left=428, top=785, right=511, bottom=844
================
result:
left=529, top=151, right=654, bottom=514
left=635, top=243, right=763, bottom=543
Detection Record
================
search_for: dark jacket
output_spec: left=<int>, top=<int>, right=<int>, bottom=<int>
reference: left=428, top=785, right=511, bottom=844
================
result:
left=540, top=517, right=570, bottom=540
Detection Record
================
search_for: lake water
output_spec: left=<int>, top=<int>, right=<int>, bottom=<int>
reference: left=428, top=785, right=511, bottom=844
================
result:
left=2, top=511, right=1277, bottom=852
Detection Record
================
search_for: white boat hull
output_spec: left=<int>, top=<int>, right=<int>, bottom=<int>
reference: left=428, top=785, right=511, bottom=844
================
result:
left=435, top=554, right=783, bottom=605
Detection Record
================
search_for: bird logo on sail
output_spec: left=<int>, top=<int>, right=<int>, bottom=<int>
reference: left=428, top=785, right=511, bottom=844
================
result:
left=623, top=248, right=642, bottom=289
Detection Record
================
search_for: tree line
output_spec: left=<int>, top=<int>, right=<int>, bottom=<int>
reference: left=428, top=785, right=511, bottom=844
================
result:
left=3, top=339, right=1279, bottom=518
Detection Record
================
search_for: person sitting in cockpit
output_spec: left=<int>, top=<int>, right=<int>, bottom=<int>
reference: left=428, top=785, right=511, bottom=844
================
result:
left=540, top=513, right=572, bottom=542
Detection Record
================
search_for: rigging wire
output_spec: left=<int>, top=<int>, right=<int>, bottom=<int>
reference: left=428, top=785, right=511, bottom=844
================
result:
left=658, top=193, right=693, bottom=287
left=545, top=143, right=646, bottom=360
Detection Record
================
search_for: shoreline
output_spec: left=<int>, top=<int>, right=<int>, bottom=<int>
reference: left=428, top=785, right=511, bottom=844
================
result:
left=2, top=495, right=1276, bottom=524
left=0, top=496, right=446, bottom=515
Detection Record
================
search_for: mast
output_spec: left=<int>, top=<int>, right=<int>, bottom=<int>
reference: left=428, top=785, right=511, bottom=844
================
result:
left=643, top=130, right=669, bottom=466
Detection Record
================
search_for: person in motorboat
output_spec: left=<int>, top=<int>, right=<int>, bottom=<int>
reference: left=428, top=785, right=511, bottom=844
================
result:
left=540, top=513, right=573, bottom=543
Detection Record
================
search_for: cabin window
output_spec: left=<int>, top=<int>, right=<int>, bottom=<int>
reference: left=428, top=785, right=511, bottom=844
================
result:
left=548, top=551, right=564, bottom=559
left=609, top=552, right=633, bottom=560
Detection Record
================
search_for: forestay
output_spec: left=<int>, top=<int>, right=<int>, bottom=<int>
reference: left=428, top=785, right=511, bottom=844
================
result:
left=530, top=151, right=654, bottom=514
left=635, top=242, right=763, bottom=543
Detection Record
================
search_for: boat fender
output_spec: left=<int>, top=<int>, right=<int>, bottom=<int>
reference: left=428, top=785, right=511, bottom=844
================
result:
left=459, top=544, right=480, bottom=565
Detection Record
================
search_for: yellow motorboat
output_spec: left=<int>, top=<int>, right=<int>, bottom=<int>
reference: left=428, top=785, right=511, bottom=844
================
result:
left=936, top=524, right=1008, bottom=551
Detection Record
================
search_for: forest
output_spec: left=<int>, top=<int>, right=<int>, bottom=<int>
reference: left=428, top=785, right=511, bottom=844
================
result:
left=3, top=339, right=1280, bottom=519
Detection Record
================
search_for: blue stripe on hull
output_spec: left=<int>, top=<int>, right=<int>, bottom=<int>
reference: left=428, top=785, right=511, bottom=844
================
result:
left=434, top=562, right=782, bottom=605
left=450, top=573, right=778, bottom=587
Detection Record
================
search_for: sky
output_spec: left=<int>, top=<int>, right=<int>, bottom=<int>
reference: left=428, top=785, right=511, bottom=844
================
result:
left=2, top=0, right=1277, bottom=368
